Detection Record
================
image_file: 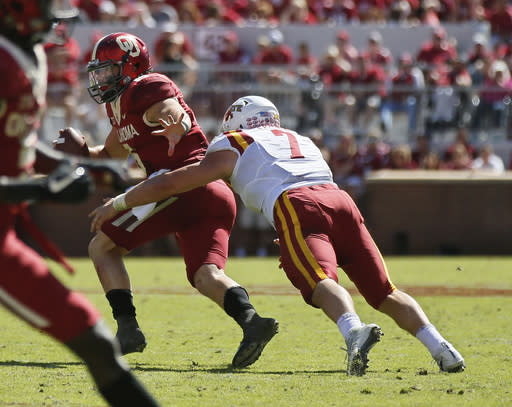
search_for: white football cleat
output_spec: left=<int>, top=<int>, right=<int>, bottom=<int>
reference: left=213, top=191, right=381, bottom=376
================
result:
left=345, top=323, right=383, bottom=376
left=433, top=342, right=465, bottom=373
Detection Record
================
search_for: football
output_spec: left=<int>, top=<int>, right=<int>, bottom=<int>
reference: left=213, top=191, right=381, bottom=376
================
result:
left=53, top=127, right=90, bottom=157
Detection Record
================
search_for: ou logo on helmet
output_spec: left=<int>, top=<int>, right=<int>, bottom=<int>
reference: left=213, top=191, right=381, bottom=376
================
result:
left=116, top=35, right=141, bottom=57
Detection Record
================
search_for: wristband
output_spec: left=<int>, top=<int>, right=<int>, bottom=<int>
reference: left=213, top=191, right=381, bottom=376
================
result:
left=112, top=193, right=128, bottom=211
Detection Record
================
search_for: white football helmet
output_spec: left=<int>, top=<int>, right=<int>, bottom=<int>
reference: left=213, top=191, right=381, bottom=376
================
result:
left=221, top=95, right=280, bottom=132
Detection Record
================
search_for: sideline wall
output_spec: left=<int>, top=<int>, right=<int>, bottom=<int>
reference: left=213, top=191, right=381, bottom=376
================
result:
left=364, top=170, right=512, bottom=255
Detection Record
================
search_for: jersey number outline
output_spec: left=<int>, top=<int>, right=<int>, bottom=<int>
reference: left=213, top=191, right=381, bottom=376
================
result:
left=271, top=129, right=304, bottom=159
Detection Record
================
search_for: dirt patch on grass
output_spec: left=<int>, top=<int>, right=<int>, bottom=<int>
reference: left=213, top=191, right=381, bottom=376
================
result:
left=130, top=285, right=512, bottom=296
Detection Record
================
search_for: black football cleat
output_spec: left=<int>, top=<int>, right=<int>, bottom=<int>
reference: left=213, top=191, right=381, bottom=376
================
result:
left=232, top=315, right=279, bottom=369
left=115, top=316, right=147, bottom=355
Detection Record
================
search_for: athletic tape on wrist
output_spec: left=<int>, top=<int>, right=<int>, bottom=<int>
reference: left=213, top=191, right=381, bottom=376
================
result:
left=112, top=193, right=128, bottom=211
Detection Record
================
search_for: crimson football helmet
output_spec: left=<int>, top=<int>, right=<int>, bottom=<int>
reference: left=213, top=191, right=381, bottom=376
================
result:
left=0, top=0, right=77, bottom=48
left=87, top=32, right=153, bottom=104
left=222, top=96, right=281, bottom=132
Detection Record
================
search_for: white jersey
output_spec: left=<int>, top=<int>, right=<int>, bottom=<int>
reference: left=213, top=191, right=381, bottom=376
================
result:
left=207, top=126, right=335, bottom=226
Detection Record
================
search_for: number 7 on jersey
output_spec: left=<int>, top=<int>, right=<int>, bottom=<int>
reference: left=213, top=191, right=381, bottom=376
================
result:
left=271, top=129, right=304, bottom=159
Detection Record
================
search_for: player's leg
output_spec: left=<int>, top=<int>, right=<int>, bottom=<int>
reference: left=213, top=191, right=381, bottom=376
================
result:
left=192, top=263, right=279, bottom=368
left=180, top=180, right=278, bottom=368
left=343, top=219, right=465, bottom=373
left=274, top=186, right=382, bottom=376
left=66, top=321, right=159, bottom=406
left=88, top=231, right=146, bottom=355
left=378, top=288, right=465, bottom=372
left=0, top=231, right=159, bottom=406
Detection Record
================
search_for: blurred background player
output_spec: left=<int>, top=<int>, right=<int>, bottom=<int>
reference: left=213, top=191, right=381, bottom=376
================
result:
left=56, top=32, right=278, bottom=368
left=90, top=95, right=465, bottom=376
left=0, top=1, right=160, bottom=406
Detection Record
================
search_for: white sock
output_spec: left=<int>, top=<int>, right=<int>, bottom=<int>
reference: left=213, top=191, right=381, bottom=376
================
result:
left=337, top=312, right=362, bottom=340
left=416, top=323, right=446, bottom=356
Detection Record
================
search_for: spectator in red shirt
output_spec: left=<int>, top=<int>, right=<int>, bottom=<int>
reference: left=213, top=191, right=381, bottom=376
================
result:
left=328, top=129, right=361, bottom=198
left=155, top=30, right=198, bottom=93
left=203, top=0, right=245, bottom=25
left=360, top=30, right=393, bottom=71
left=416, top=26, right=457, bottom=69
left=455, top=0, right=486, bottom=21
left=387, top=144, right=418, bottom=169
left=317, top=46, right=355, bottom=126
left=253, top=29, right=294, bottom=84
left=216, top=30, right=250, bottom=65
left=441, top=143, right=473, bottom=169
left=438, top=0, right=460, bottom=21
left=74, top=0, right=103, bottom=21
left=356, top=0, right=387, bottom=22
left=176, top=0, right=204, bottom=24
left=43, top=23, right=81, bottom=132
left=296, top=40, right=319, bottom=79
left=208, top=30, right=251, bottom=118
left=335, top=29, right=359, bottom=64
left=381, top=52, right=425, bottom=133
left=280, top=0, right=318, bottom=24
left=486, top=0, right=512, bottom=43
left=245, top=0, right=280, bottom=25
left=421, top=0, right=442, bottom=26
left=315, top=0, right=359, bottom=23
left=466, top=32, right=492, bottom=73
left=350, top=55, right=388, bottom=132
left=411, top=134, right=432, bottom=167
left=154, top=24, right=195, bottom=64
left=472, top=59, right=512, bottom=129
left=443, top=127, right=476, bottom=160
left=389, top=0, right=417, bottom=24
left=352, top=127, right=390, bottom=181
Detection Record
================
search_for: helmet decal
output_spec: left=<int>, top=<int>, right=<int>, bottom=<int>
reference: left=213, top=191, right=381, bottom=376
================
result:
left=222, top=96, right=280, bottom=132
left=116, top=35, right=141, bottom=58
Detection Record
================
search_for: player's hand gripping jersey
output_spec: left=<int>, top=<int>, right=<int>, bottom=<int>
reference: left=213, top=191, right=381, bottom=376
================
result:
left=207, top=126, right=335, bottom=225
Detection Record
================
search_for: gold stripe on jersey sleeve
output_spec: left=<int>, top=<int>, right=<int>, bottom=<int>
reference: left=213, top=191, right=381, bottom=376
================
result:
left=230, top=131, right=250, bottom=151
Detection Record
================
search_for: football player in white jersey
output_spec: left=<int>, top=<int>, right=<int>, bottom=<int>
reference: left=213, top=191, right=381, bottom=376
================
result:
left=90, top=95, right=465, bottom=375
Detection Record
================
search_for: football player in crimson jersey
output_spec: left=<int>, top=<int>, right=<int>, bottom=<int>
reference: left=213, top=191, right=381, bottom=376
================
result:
left=61, top=32, right=278, bottom=368
left=90, top=95, right=466, bottom=376
left=0, top=1, right=160, bottom=406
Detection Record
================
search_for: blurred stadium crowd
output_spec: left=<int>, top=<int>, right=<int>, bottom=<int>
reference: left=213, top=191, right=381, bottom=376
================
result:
left=40, top=0, right=512, bottom=255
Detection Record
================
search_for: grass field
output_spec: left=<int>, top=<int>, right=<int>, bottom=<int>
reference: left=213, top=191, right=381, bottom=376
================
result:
left=0, top=256, right=511, bottom=406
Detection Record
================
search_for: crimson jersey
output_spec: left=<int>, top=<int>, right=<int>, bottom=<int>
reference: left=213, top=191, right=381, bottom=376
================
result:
left=0, top=35, right=100, bottom=343
left=0, top=37, right=47, bottom=178
left=105, top=72, right=208, bottom=176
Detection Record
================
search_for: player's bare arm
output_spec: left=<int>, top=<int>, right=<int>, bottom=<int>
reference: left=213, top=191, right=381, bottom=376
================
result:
left=88, top=150, right=237, bottom=232
left=146, top=97, right=192, bottom=156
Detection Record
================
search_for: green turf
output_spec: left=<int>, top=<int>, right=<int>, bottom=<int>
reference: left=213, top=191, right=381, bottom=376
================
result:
left=0, top=257, right=511, bottom=406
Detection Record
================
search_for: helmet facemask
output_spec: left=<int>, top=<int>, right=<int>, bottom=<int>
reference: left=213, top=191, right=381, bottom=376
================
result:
left=87, top=56, right=128, bottom=104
